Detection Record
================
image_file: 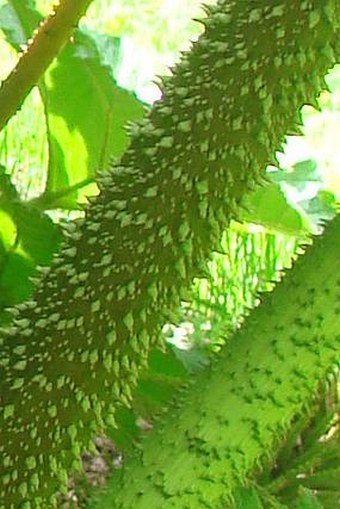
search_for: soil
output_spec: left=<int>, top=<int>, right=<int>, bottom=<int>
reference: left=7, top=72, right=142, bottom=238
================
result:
left=57, top=436, right=122, bottom=508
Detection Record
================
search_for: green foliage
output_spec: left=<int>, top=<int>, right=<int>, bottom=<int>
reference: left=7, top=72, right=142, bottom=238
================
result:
left=251, top=376, right=339, bottom=508
left=91, top=215, right=340, bottom=508
left=0, top=1, right=339, bottom=508
left=241, top=181, right=311, bottom=235
left=0, top=1, right=144, bottom=209
left=110, top=346, right=189, bottom=451
left=41, top=27, right=143, bottom=209
left=0, top=165, right=62, bottom=322
left=232, top=486, right=265, bottom=509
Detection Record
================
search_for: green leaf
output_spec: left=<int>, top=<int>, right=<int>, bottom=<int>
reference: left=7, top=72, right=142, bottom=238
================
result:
left=0, top=167, right=62, bottom=310
left=232, top=485, right=264, bottom=509
left=0, top=4, right=145, bottom=210
left=294, top=487, right=323, bottom=509
left=134, top=347, right=189, bottom=418
left=0, top=1, right=42, bottom=51
left=269, top=161, right=338, bottom=227
left=299, top=191, right=338, bottom=227
left=240, top=182, right=311, bottom=235
left=272, top=160, right=321, bottom=190
left=10, top=203, right=61, bottom=264
left=0, top=164, right=20, bottom=202
left=0, top=209, right=16, bottom=249
left=43, top=28, right=145, bottom=208
left=81, top=26, right=122, bottom=79
left=0, top=251, right=35, bottom=308
left=109, top=407, right=140, bottom=451
left=147, top=347, right=189, bottom=380
left=173, top=343, right=211, bottom=372
left=109, top=347, right=189, bottom=451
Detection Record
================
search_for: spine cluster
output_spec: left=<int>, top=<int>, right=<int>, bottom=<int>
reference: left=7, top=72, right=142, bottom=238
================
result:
left=0, top=0, right=338, bottom=507
left=109, top=214, right=340, bottom=509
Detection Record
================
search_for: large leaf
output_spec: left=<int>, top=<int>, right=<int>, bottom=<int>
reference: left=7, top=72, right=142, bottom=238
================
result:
left=0, top=2, right=145, bottom=209
left=240, top=181, right=311, bottom=236
left=0, top=252, right=35, bottom=309
left=270, top=160, right=338, bottom=228
left=109, top=346, right=190, bottom=450
left=0, top=0, right=41, bottom=50
left=0, top=166, right=62, bottom=312
left=43, top=29, right=145, bottom=208
left=272, top=159, right=321, bottom=190
left=240, top=159, right=338, bottom=236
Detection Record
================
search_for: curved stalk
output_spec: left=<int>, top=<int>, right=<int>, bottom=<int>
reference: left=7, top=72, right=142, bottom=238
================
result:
left=0, top=0, right=94, bottom=132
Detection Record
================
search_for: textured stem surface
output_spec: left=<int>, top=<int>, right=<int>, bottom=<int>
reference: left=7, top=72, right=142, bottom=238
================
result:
left=0, top=1, right=339, bottom=507
left=95, top=214, right=340, bottom=508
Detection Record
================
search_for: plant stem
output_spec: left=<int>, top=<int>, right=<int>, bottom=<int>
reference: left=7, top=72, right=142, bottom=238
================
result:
left=0, top=0, right=94, bottom=132
left=28, top=177, right=95, bottom=210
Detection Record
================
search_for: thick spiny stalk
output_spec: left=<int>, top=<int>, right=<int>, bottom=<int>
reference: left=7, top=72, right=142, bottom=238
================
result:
left=0, top=0, right=339, bottom=507
left=93, top=214, right=340, bottom=508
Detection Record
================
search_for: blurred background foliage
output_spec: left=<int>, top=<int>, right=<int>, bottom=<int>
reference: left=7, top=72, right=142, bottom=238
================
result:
left=0, top=1, right=339, bottom=507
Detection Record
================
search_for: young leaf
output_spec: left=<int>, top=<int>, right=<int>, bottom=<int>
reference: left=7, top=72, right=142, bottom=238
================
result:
left=43, top=29, right=145, bottom=208
left=0, top=3, right=145, bottom=209
left=0, top=1, right=42, bottom=52
left=0, top=166, right=62, bottom=310
left=240, top=181, right=311, bottom=236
